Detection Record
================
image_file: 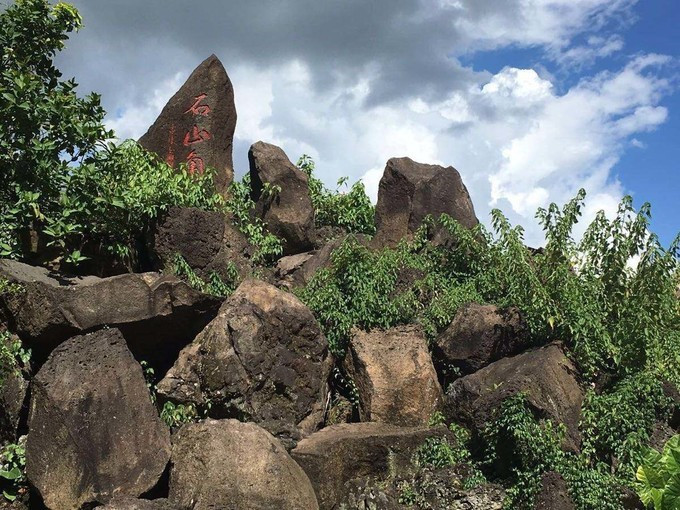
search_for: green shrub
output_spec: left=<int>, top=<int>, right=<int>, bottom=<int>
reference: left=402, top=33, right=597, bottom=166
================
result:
left=171, top=253, right=238, bottom=297
left=297, top=154, right=375, bottom=236
left=225, top=174, right=283, bottom=264
left=636, top=434, right=680, bottom=509
left=0, top=438, right=26, bottom=502
left=160, top=401, right=198, bottom=428
left=0, top=331, right=30, bottom=388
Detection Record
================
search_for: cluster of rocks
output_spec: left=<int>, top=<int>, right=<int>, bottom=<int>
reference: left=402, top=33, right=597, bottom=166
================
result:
left=0, top=54, right=661, bottom=510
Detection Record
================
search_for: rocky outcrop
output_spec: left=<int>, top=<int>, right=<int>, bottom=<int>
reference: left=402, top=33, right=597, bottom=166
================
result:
left=99, top=498, right=179, bottom=510
left=433, top=303, right=529, bottom=379
left=445, top=343, right=583, bottom=451
left=344, top=326, right=442, bottom=426
left=169, top=419, right=318, bottom=510
left=157, top=279, right=330, bottom=448
left=0, top=259, right=220, bottom=365
left=26, top=329, right=171, bottom=509
left=248, top=141, right=315, bottom=254
left=534, top=472, right=576, bottom=510
left=139, top=54, right=236, bottom=194
left=373, top=157, right=478, bottom=248
left=148, top=206, right=251, bottom=280
left=291, top=422, right=452, bottom=510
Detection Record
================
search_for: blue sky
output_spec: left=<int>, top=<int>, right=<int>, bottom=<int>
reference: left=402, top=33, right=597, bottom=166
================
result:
left=54, top=0, right=679, bottom=246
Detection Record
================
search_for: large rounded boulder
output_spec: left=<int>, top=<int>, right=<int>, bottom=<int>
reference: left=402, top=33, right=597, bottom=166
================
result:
left=26, top=329, right=171, bottom=509
left=169, top=419, right=318, bottom=510
left=157, top=279, right=331, bottom=448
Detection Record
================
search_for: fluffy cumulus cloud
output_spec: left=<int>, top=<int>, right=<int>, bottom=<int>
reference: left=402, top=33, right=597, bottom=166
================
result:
left=54, top=0, right=674, bottom=245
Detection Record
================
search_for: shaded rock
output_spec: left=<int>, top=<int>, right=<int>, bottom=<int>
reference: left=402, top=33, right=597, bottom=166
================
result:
left=534, top=471, right=575, bottom=510
left=248, top=141, right=315, bottom=254
left=0, top=332, right=28, bottom=443
left=662, top=380, right=680, bottom=430
left=344, top=326, right=442, bottom=426
left=0, top=259, right=220, bottom=366
left=445, top=343, right=583, bottom=451
left=649, top=421, right=676, bottom=452
left=433, top=303, right=529, bottom=380
left=373, top=157, right=478, bottom=249
left=157, top=279, right=330, bottom=448
left=148, top=206, right=251, bottom=280
left=291, top=422, right=452, bottom=510
left=26, top=329, right=171, bottom=510
left=139, top=54, right=236, bottom=194
left=169, top=419, right=318, bottom=510
left=99, top=498, right=178, bottom=510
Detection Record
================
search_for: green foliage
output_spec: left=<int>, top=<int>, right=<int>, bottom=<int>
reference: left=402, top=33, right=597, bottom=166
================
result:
left=636, top=435, right=680, bottom=509
left=160, top=401, right=198, bottom=429
left=0, top=438, right=26, bottom=502
left=0, top=331, right=30, bottom=388
left=171, top=253, right=238, bottom=297
left=225, top=174, right=283, bottom=264
left=482, top=393, right=623, bottom=510
left=297, top=154, right=375, bottom=236
left=0, top=1, right=226, bottom=266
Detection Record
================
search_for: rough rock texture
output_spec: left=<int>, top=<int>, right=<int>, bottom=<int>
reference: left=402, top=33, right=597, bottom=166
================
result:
left=99, top=498, right=178, bottom=510
left=0, top=259, right=220, bottom=365
left=445, top=343, right=584, bottom=451
left=433, top=303, right=529, bottom=379
left=373, top=157, right=478, bottom=248
left=148, top=206, right=251, bottom=280
left=169, top=419, right=318, bottom=510
left=0, top=369, right=27, bottom=444
left=534, top=472, right=576, bottom=510
left=26, top=329, right=171, bottom=510
left=157, top=279, right=330, bottom=448
left=248, top=141, right=315, bottom=254
left=291, top=422, right=452, bottom=510
left=344, top=326, right=443, bottom=426
left=139, top=54, right=236, bottom=194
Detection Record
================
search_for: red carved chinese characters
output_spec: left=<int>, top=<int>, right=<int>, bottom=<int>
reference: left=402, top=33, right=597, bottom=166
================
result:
left=182, top=125, right=212, bottom=147
left=187, top=150, right=205, bottom=175
left=184, top=93, right=212, bottom=116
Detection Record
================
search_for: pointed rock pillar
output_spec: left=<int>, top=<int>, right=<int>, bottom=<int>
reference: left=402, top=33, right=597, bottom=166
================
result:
left=139, top=54, right=237, bottom=194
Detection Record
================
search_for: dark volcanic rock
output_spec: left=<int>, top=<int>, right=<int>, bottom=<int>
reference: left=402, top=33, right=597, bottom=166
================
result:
left=445, top=343, right=584, bottom=451
left=99, top=498, right=179, bottom=510
left=0, top=259, right=220, bottom=366
left=534, top=471, right=576, bottom=510
left=248, top=141, right=315, bottom=255
left=0, top=332, right=28, bottom=443
left=291, top=422, right=452, bottom=510
left=157, top=279, right=330, bottom=448
left=169, top=419, right=318, bottom=510
left=344, top=325, right=443, bottom=427
left=139, top=54, right=236, bottom=194
left=148, top=206, right=251, bottom=280
left=433, top=303, right=529, bottom=379
left=26, top=329, right=171, bottom=510
left=373, top=157, right=478, bottom=248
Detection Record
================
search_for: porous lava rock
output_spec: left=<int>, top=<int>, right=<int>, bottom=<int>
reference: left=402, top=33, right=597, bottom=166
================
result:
left=169, top=419, right=318, bottom=510
left=26, top=329, right=171, bottom=510
left=343, top=325, right=443, bottom=426
left=157, top=279, right=330, bottom=448
left=433, top=303, right=529, bottom=379
left=148, top=206, right=251, bottom=280
left=0, top=259, right=220, bottom=365
left=139, top=54, right=236, bottom=194
left=534, top=471, right=576, bottom=510
left=290, top=422, right=452, bottom=510
left=445, top=343, right=584, bottom=451
left=373, top=157, right=478, bottom=248
left=99, top=498, right=179, bottom=510
left=248, top=141, right=315, bottom=254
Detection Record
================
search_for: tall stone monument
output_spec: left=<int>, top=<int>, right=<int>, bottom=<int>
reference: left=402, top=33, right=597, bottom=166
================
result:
left=139, top=54, right=236, bottom=194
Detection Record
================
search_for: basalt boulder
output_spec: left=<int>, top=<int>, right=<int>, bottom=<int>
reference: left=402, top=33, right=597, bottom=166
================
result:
left=445, top=343, right=584, bottom=451
left=99, top=498, right=179, bottom=510
left=0, top=259, right=220, bottom=366
left=343, top=325, right=443, bottom=426
left=26, top=329, right=171, bottom=510
left=139, top=54, right=236, bottom=194
left=290, top=422, right=452, bottom=510
left=534, top=472, right=576, bottom=510
left=169, top=419, right=318, bottom=510
left=157, top=279, right=330, bottom=448
left=373, top=157, right=478, bottom=248
left=248, top=141, right=315, bottom=255
left=147, top=206, right=251, bottom=280
left=433, top=303, right=529, bottom=381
